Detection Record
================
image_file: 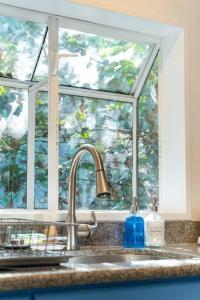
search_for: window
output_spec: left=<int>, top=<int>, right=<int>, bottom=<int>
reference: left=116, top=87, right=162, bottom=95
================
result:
left=0, top=12, right=159, bottom=215
left=0, top=87, right=28, bottom=208
left=0, top=16, right=46, bottom=80
left=59, top=95, right=133, bottom=210
left=137, top=58, right=158, bottom=209
left=58, top=27, right=150, bottom=93
left=35, top=92, right=48, bottom=209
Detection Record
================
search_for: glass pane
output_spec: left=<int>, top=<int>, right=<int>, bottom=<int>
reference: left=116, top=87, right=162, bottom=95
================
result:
left=33, top=39, right=48, bottom=82
left=137, top=57, right=159, bottom=209
left=0, top=16, right=46, bottom=80
left=59, top=95, right=133, bottom=210
left=0, top=87, right=28, bottom=208
left=34, top=92, right=48, bottom=209
left=59, top=28, right=150, bottom=94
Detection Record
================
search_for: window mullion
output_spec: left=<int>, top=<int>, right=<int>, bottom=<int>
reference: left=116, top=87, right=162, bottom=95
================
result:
left=0, top=78, right=29, bottom=89
left=48, top=16, right=59, bottom=212
left=132, top=97, right=137, bottom=198
left=58, top=86, right=133, bottom=102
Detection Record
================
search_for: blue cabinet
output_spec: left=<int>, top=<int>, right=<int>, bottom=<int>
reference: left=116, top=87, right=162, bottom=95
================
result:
left=2, top=277, right=200, bottom=300
left=0, top=292, right=31, bottom=300
left=33, top=278, right=200, bottom=300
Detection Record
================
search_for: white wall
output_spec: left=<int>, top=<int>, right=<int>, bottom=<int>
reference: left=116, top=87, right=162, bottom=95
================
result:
left=159, top=31, right=187, bottom=216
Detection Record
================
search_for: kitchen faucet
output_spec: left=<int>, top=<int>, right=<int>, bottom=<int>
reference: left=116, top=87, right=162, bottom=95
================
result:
left=67, top=144, right=111, bottom=250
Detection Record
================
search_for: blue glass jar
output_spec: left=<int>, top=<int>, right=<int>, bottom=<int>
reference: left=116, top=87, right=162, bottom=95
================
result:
left=123, top=197, right=145, bottom=248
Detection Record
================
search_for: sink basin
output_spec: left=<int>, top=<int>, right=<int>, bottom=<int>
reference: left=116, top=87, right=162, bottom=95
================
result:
left=67, top=254, right=161, bottom=265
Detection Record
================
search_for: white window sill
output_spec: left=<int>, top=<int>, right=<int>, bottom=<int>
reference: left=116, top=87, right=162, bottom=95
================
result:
left=0, top=210, right=190, bottom=222
left=0, top=210, right=130, bottom=222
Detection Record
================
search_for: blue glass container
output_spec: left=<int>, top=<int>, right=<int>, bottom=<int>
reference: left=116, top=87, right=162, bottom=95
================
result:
left=123, top=197, right=145, bottom=248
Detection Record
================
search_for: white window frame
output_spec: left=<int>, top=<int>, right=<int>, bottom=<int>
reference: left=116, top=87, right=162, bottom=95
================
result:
left=0, top=4, right=161, bottom=221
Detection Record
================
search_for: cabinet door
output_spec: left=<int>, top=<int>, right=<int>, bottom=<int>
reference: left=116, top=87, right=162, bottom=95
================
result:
left=34, top=279, right=200, bottom=300
left=0, top=293, right=31, bottom=300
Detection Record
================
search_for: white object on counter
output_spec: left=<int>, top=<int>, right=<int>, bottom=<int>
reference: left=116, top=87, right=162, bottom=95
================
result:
left=145, top=197, right=165, bottom=247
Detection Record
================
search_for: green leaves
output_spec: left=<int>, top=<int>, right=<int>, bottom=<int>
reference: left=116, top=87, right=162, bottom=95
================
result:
left=137, top=57, right=158, bottom=209
left=75, top=111, right=87, bottom=121
left=0, top=16, right=46, bottom=80
left=13, top=103, right=23, bottom=116
left=59, top=94, right=133, bottom=210
left=0, top=86, right=7, bottom=96
left=0, top=87, right=27, bottom=208
left=34, top=92, right=48, bottom=209
left=59, top=27, right=150, bottom=94
left=1, top=102, right=11, bottom=118
left=80, top=128, right=90, bottom=139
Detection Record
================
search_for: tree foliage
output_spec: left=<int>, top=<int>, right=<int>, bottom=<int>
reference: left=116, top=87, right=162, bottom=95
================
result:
left=58, top=28, right=149, bottom=94
left=137, top=58, right=158, bottom=208
left=0, top=87, right=27, bottom=208
left=0, top=16, right=45, bottom=80
left=58, top=95, right=133, bottom=210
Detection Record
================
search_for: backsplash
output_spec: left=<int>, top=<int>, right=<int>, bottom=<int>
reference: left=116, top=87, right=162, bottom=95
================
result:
left=165, top=221, right=200, bottom=244
left=0, top=220, right=199, bottom=247
left=80, top=221, right=200, bottom=246
left=80, top=222, right=123, bottom=246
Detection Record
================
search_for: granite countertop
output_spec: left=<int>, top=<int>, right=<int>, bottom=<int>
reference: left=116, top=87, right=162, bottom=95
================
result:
left=1, top=244, right=200, bottom=292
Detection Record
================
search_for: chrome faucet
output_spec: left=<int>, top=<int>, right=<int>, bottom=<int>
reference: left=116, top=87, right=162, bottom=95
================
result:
left=67, top=144, right=111, bottom=250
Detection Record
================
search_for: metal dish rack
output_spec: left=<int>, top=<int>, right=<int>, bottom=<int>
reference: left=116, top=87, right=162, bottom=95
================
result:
left=0, top=218, right=76, bottom=267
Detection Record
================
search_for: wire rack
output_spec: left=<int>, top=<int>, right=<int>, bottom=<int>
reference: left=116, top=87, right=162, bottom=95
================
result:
left=0, top=218, right=75, bottom=267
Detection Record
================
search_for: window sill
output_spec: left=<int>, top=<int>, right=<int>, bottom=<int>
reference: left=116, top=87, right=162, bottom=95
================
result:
left=0, top=210, right=190, bottom=222
left=0, top=209, right=130, bottom=222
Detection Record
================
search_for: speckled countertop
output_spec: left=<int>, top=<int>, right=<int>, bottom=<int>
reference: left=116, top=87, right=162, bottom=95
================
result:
left=1, top=244, right=200, bottom=292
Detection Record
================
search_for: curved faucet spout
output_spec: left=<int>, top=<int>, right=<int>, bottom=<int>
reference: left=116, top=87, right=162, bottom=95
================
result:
left=67, top=144, right=111, bottom=250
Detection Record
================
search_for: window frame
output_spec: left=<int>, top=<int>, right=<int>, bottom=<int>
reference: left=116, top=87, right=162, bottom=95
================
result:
left=0, top=5, right=160, bottom=220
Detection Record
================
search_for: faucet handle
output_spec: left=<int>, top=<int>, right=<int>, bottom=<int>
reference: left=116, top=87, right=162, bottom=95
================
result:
left=87, top=211, right=97, bottom=235
left=77, top=211, right=98, bottom=238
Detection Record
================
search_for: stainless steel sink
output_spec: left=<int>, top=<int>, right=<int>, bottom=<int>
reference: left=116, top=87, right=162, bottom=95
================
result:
left=62, top=253, right=171, bottom=269
left=67, top=254, right=161, bottom=265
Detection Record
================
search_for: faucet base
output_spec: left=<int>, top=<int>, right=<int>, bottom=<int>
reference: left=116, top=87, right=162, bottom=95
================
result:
left=67, top=224, right=79, bottom=251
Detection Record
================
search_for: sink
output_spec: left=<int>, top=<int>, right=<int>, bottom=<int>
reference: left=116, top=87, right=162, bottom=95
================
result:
left=67, top=254, right=161, bottom=265
left=62, top=253, right=171, bottom=270
left=0, top=253, right=164, bottom=271
left=0, top=264, right=68, bottom=273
